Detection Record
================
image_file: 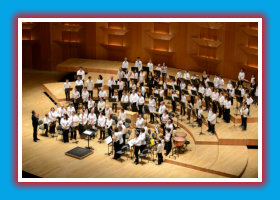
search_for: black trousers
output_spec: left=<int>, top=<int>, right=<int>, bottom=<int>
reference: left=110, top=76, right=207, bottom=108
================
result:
left=44, top=124, right=48, bottom=136
left=112, top=103, right=117, bottom=112
left=33, top=125, right=38, bottom=141
left=99, top=127, right=105, bottom=140
left=150, top=113, right=154, bottom=122
left=118, top=90, right=123, bottom=102
left=74, top=102, right=79, bottom=112
left=172, top=100, right=176, bottom=112
left=210, top=124, right=215, bottom=134
left=140, top=82, right=144, bottom=87
left=114, top=141, right=121, bottom=159
left=164, top=89, right=168, bottom=97
left=218, top=106, right=223, bottom=118
left=138, top=105, right=143, bottom=114
left=161, top=123, right=166, bottom=136
left=109, top=87, right=113, bottom=99
left=187, top=109, right=191, bottom=120
left=134, top=146, right=141, bottom=163
left=49, top=123, right=56, bottom=134
left=162, top=73, right=167, bottom=83
left=165, top=140, right=172, bottom=156
left=190, top=96, right=195, bottom=105
left=63, top=129, right=69, bottom=143
left=242, top=116, right=247, bottom=130
left=140, top=144, right=147, bottom=153
left=205, top=96, right=210, bottom=110
left=65, top=90, right=70, bottom=101
left=224, top=108, right=230, bottom=123
left=88, top=90, right=93, bottom=99
left=78, top=124, right=84, bottom=135
left=158, top=153, right=163, bottom=165
left=71, top=126, right=77, bottom=140
left=132, top=103, right=138, bottom=112
left=198, top=118, right=202, bottom=127
left=180, top=103, right=186, bottom=115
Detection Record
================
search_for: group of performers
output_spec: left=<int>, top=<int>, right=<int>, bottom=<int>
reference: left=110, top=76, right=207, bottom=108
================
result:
left=32, top=58, right=258, bottom=165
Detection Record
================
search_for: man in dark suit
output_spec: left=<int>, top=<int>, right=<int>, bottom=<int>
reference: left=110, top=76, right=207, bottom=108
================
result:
left=31, top=110, right=40, bottom=142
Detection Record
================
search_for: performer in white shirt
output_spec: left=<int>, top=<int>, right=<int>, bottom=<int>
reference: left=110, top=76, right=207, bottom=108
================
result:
left=223, top=95, right=231, bottom=123
left=98, top=112, right=106, bottom=140
left=67, top=103, right=75, bottom=117
left=63, top=79, right=71, bottom=101
left=105, top=114, right=113, bottom=137
left=202, top=70, right=208, bottom=82
left=75, top=76, right=83, bottom=95
left=121, top=91, right=129, bottom=110
left=135, top=114, right=144, bottom=129
left=82, top=87, right=89, bottom=107
left=86, top=76, right=94, bottom=99
left=98, top=87, right=107, bottom=100
left=218, top=92, right=225, bottom=118
left=43, top=114, right=50, bottom=137
left=198, top=83, right=205, bottom=96
left=171, top=90, right=178, bottom=113
left=70, top=111, right=79, bottom=140
left=204, top=85, right=212, bottom=111
left=107, top=76, right=115, bottom=99
left=113, top=126, right=124, bottom=160
left=187, top=100, right=193, bottom=121
left=219, top=76, right=224, bottom=91
left=135, top=57, right=142, bottom=72
left=161, top=110, right=169, bottom=135
left=130, top=90, right=139, bottom=112
left=122, top=57, right=129, bottom=70
left=77, top=66, right=85, bottom=80
left=118, top=108, right=126, bottom=123
left=105, top=105, right=113, bottom=119
left=149, top=95, right=156, bottom=123
left=60, top=114, right=70, bottom=143
left=123, top=69, right=130, bottom=88
left=111, top=91, right=118, bottom=113
left=72, top=87, right=80, bottom=111
left=212, top=88, right=219, bottom=113
left=197, top=106, right=203, bottom=127
left=238, top=68, right=245, bottom=87
left=189, top=84, right=197, bottom=105
left=78, top=109, right=88, bottom=136
left=87, top=109, right=97, bottom=130
left=139, top=128, right=147, bottom=153
left=57, top=104, right=66, bottom=125
left=240, top=103, right=249, bottom=131
left=48, top=107, right=57, bottom=136
left=158, top=101, right=166, bottom=116
left=180, top=94, right=187, bottom=116
left=137, top=93, right=145, bottom=114
left=156, top=139, right=164, bottom=165
left=164, top=127, right=173, bottom=156
left=176, top=70, right=182, bottom=85
left=161, top=62, right=167, bottom=83
left=213, top=74, right=220, bottom=89
left=117, top=67, right=124, bottom=80
left=97, top=98, right=106, bottom=114
left=87, top=98, right=95, bottom=112
left=147, top=59, right=153, bottom=73
left=207, top=106, right=216, bottom=135
left=117, top=78, right=124, bottom=101
left=227, top=80, right=233, bottom=92
left=183, top=70, right=190, bottom=80
left=133, top=132, right=142, bottom=165
left=139, top=70, right=145, bottom=87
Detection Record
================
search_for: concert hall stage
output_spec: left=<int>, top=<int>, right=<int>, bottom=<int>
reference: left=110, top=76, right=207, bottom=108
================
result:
left=22, top=59, right=259, bottom=178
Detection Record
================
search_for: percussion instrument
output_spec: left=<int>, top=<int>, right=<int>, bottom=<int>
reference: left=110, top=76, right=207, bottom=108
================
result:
left=175, top=132, right=187, bottom=138
left=173, top=137, right=186, bottom=147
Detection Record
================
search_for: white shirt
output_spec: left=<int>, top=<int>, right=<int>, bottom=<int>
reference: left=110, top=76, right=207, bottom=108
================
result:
left=87, top=100, right=95, bottom=110
left=105, top=108, right=113, bottom=119
left=121, top=95, right=129, bottom=103
left=57, top=107, right=66, bottom=117
left=183, top=72, right=190, bottom=80
left=165, top=123, right=174, bottom=133
left=227, top=83, right=233, bottom=90
left=118, top=112, right=126, bottom=122
left=181, top=95, right=187, bottom=103
left=67, top=106, right=75, bottom=116
left=136, top=118, right=144, bottom=128
left=79, top=114, right=88, bottom=125
left=60, top=118, right=70, bottom=129
left=219, top=79, right=224, bottom=89
left=122, top=61, right=129, bottom=69
left=161, top=66, right=167, bottom=73
left=75, top=80, right=83, bottom=86
left=139, top=132, right=147, bottom=145
left=198, top=86, right=205, bottom=95
left=246, top=97, right=253, bottom=105
left=205, top=88, right=212, bottom=97
left=99, top=90, right=107, bottom=99
left=87, top=113, right=97, bottom=125
left=130, top=93, right=139, bottom=103
left=138, top=96, right=145, bottom=105
left=149, top=99, right=156, bottom=113
left=77, top=70, right=85, bottom=80
left=117, top=81, right=124, bottom=90
left=218, top=95, right=225, bottom=106
left=172, top=93, right=178, bottom=101
left=196, top=98, right=202, bottom=109
left=85, top=79, right=94, bottom=91
left=240, top=107, right=249, bottom=117
left=131, top=72, right=138, bottom=80
left=197, top=109, right=203, bottom=118
left=107, top=79, right=115, bottom=88
left=124, top=72, right=130, bottom=80
left=158, top=105, right=166, bottom=114
left=82, top=90, right=89, bottom=102
left=117, top=71, right=124, bottom=80
left=43, top=117, right=50, bottom=125
left=157, top=143, right=164, bottom=153
left=70, top=115, right=79, bottom=127
left=48, top=111, right=57, bottom=122
left=147, top=62, right=153, bottom=72
left=176, top=72, right=182, bottom=79
left=133, top=136, right=142, bottom=146
left=189, top=86, right=197, bottom=96
left=140, top=87, right=146, bottom=96
left=212, top=92, right=219, bottom=101
left=97, top=101, right=106, bottom=112
left=161, top=113, right=169, bottom=124
left=165, top=129, right=172, bottom=142
left=224, top=100, right=231, bottom=109
left=97, top=79, right=104, bottom=87
left=63, top=82, right=71, bottom=89
left=207, top=110, right=216, bottom=124
left=135, top=60, right=142, bottom=71
left=98, top=115, right=106, bottom=127
left=106, top=118, right=113, bottom=128
left=72, top=91, right=80, bottom=99
left=213, top=77, right=219, bottom=88
left=180, top=83, right=186, bottom=90
left=139, top=72, right=145, bottom=83
left=238, top=72, right=245, bottom=80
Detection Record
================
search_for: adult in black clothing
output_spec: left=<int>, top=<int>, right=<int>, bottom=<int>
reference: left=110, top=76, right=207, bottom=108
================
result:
left=31, top=110, right=40, bottom=142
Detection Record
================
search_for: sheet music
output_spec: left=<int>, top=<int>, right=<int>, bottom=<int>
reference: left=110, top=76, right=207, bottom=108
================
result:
left=105, top=136, right=112, bottom=144
left=83, top=130, right=92, bottom=136
left=127, top=138, right=135, bottom=147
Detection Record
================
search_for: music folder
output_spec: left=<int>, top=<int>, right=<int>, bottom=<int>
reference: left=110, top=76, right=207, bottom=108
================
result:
left=112, top=85, right=119, bottom=90
left=105, top=136, right=112, bottom=145
left=94, top=83, right=102, bottom=88
left=65, top=88, right=73, bottom=92
left=83, top=130, right=93, bottom=136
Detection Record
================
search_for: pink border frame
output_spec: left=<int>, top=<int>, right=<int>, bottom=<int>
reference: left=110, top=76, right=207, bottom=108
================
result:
left=14, top=14, right=266, bottom=186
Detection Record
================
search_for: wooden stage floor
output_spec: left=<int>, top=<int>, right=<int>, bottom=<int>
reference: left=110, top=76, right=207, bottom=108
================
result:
left=21, top=59, right=259, bottom=179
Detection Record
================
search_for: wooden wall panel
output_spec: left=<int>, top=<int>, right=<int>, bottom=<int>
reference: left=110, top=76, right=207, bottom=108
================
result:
left=22, top=22, right=258, bottom=81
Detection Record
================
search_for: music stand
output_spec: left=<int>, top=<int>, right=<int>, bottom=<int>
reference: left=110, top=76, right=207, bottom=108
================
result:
left=143, top=66, right=149, bottom=72
left=235, top=89, right=241, bottom=96
left=169, top=75, right=175, bottom=81
left=167, top=85, right=173, bottom=90
left=130, top=78, right=138, bottom=85
left=105, top=136, right=113, bottom=156
left=191, top=90, right=197, bottom=96
left=94, top=83, right=102, bottom=89
left=183, top=89, right=189, bottom=95
left=131, top=67, right=138, bottom=72
left=175, top=85, right=180, bottom=91
left=121, top=78, right=128, bottom=83
left=121, top=102, right=130, bottom=110
left=75, top=85, right=83, bottom=92
left=83, top=129, right=96, bottom=150
left=207, top=82, right=214, bottom=88
left=153, top=70, right=161, bottom=77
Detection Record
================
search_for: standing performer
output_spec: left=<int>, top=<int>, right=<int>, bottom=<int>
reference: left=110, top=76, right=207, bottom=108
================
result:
left=180, top=93, right=186, bottom=116
left=218, top=92, right=225, bottom=118
left=171, top=90, right=178, bottom=113
left=164, top=128, right=173, bottom=156
left=67, top=103, right=75, bottom=117
left=130, top=90, right=139, bottom=112
left=202, top=70, right=208, bottom=82
left=82, top=87, right=89, bottom=108
left=78, top=110, right=88, bottom=137
left=137, top=93, right=145, bottom=114
left=98, top=112, right=106, bottom=140
left=161, top=62, right=167, bottom=83
left=147, top=59, right=153, bottom=73
left=219, top=75, right=224, bottom=92
left=118, top=108, right=126, bottom=123
left=139, top=70, right=145, bottom=87
left=204, top=84, right=212, bottom=111
left=121, top=91, right=129, bottom=110
left=195, top=95, right=202, bottom=121
left=133, top=132, right=141, bottom=165
left=187, top=100, right=193, bottom=121
left=70, top=111, right=79, bottom=140
left=197, top=106, right=203, bottom=127
left=122, top=57, right=129, bottom=70
left=156, top=139, right=164, bottom=165
left=183, top=69, right=190, bottom=80
left=139, top=128, right=147, bottom=153
left=117, top=78, right=124, bottom=101
left=113, top=126, right=123, bottom=160
left=63, top=79, right=71, bottom=101
left=149, top=95, right=156, bottom=123
left=240, top=103, right=249, bottom=131
left=176, top=70, right=182, bottom=85
left=117, top=67, right=124, bottom=80
left=48, top=107, right=57, bottom=136
left=77, top=66, right=85, bottom=81
left=75, top=76, right=83, bottom=95
left=105, top=114, right=113, bottom=137
left=57, top=104, right=66, bottom=125
left=60, top=114, right=70, bottom=143
left=97, top=98, right=106, bottom=115
left=223, top=95, right=231, bottom=123
left=161, top=110, right=169, bottom=135
left=237, top=68, right=245, bottom=87
left=87, top=109, right=97, bottom=130
left=189, top=84, right=197, bottom=106
left=72, top=88, right=80, bottom=112
left=87, top=98, right=95, bottom=112
left=86, top=76, right=94, bottom=99
left=135, top=57, right=142, bottom=72
left=207, top=106, right=216, bottom=135
left=213, top=74, right=220, bottom=89
left=43, top=114, right=50, bottom=137
left=31, top=110, right=39, bottom=142
left=98, top=87, right=107, bottom=100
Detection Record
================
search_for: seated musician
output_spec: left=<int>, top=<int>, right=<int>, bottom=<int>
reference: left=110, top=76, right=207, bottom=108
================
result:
left=118, top=108, right=126, bottom=124
left=78, top=109, right=88, bottom=137
left=72, top=88, right=80, bottom=111
left=43, top=114, right=50, bottom=137
left=171, top=90, right=178, bottom=113
left=87, top=98, right=95, bottom=112
left=63, top=79, right=71, bottom=101
left=86, top=76, right=94, bottom=99
left=161, top=110, right=169, bottom=135
left=82, top=87, right=89, bottom=108
left=77, top=66, right=85, bottom=81
left=129, top=89, right=139, bottom=112
left=97, top=98, right=106, bottom=115
left=87, top=109, right=97, bottom=130
left=97, top=112, right=106, bottom=140
left=180, top=93, right=186, bottom=116
left=149, top=95, right=156, bottom=123
left=197, top=106, right=203, bottom=127
left=48, top=107, right=57, bottom=136
left=75, top=76, right=83, bottom=95
left=164, top=127, right=172, bottom=156
left=70, top=111, right=79, bottom=140
left=107, top=76, right=116, bottom=99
